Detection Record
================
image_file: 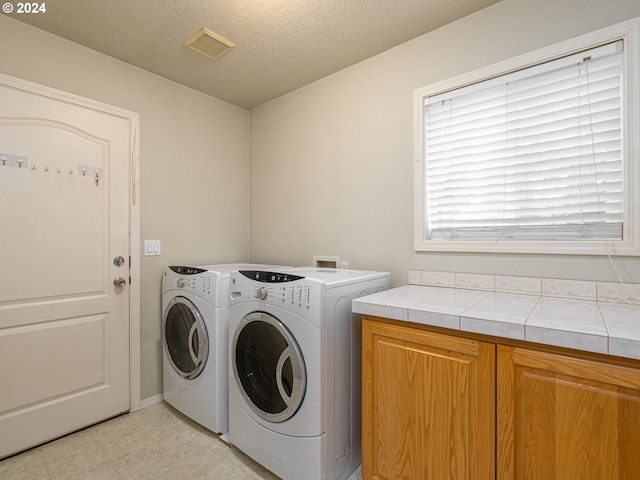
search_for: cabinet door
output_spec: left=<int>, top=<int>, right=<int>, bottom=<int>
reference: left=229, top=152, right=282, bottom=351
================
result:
left=362, top=318, right=495, bottom=480
left=498, top=346, right=640, bottom=480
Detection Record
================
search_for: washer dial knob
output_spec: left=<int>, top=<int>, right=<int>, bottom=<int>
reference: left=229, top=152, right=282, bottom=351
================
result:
left=256, top=286, right=268, bottom=300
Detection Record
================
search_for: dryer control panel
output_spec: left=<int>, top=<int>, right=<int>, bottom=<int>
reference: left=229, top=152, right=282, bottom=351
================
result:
left=169, top=265, right=206, bottom=275
left=164, top=266, right=214, bottom=297
left=239, top=270, right=304, bottom=283
left=174, top=275, right=212, bottom=294
left=232, top=270, right=324, bottom=324
left=282, top=285, right=311, bottom=304
left=239, top=270, right=313, bottom=306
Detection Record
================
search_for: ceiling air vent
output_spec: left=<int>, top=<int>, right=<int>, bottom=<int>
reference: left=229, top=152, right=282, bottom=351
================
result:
left=184, top=28, right=235, bottom=61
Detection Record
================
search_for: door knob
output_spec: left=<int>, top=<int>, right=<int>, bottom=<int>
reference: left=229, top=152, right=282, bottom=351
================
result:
left=113, top=276, right=127, bottom=287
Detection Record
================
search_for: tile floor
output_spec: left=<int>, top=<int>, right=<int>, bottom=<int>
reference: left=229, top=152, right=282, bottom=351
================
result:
left=0, top=402, right=279, bottom=480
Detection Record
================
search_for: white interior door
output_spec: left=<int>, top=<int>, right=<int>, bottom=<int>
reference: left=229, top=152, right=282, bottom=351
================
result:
left=0, top=76, right=136, bottom=458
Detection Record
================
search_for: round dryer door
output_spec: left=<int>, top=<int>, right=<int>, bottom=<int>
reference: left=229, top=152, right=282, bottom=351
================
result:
left=163, top=296, right=209, bottom=380
left=232, top=312, right=306, bottom=423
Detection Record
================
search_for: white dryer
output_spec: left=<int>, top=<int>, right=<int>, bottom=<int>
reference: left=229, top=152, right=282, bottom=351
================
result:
left=161, top=263, right=290, bottom=434
left=228, top=267, right=390, bottom=480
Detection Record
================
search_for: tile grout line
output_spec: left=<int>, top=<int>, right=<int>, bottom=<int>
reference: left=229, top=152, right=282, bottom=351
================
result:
left=36, top=446, right=58, bottom=480
left=85, top=427, right=128, bottom=479
left=118, top=408, right=200, bottom=480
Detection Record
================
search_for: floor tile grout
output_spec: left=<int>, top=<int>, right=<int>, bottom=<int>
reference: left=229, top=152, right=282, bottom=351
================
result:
left=124, top=411, right=198, bottom=480
left=36, top=447, right=57, bottom=480
left=85, top=425, right=130, bottom=480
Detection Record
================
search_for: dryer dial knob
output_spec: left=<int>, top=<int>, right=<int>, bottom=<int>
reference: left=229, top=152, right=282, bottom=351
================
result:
left=256, top=286, right=268, bottom=300
left=177, top=278, right=186, bottom=288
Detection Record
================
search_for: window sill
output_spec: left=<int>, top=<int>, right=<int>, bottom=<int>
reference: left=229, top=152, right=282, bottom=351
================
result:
left=414, top=238, right=640, bottom=256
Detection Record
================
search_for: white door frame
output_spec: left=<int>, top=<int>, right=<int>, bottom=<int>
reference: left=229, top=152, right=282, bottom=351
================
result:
left=0, top=72, right=142, bottom=412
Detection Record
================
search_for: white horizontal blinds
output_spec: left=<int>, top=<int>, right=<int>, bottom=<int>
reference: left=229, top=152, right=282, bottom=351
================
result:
left=424, top=41, right=623, bottom=241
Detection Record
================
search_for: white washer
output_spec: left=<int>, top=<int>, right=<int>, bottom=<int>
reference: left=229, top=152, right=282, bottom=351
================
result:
left=162, top=263, right=290, bottom=434
left=228, top=267, right=390, bottom=480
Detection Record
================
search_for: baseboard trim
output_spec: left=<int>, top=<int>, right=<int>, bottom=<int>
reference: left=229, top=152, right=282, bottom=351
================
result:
left=139, top=394, right=164, bottom=410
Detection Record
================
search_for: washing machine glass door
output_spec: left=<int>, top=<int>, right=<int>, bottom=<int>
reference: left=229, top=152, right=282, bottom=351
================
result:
left=163, top=296, right=209, bottom=380
left=232, top=311, right=306, bottom=423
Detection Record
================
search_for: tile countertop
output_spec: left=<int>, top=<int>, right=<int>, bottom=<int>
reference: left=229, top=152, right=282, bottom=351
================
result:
left=352, top=284, right=640, bottom=361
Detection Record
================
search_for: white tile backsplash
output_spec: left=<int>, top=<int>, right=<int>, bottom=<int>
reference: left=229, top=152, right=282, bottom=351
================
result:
left=495, top=275, right=541, bottom=296
left=598, top=282, right=640, bottom=305
left=455, top=273, right=495, bottom=291
left=407, top=270, right=421, bottom=284
left=541, top=278, right=597, bottom=301
left=419, top=270, right=455, bottom=288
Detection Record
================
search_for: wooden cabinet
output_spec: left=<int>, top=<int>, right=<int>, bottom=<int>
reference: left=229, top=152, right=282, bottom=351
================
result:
left=498, top=345, right=640, bottom=480
left=362, top=317, right=495, bottom=480
left=362, top=316, right=640, bottom=480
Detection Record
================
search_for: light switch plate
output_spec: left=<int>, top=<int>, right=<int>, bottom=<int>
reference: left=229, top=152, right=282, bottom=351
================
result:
left=144, top=240, right=161, bottom=256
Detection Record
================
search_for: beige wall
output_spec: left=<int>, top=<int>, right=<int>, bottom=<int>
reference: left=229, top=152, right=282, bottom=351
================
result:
left=0, top=17, right=251, bottom=400
left=249, top=0, right=640, bottom=286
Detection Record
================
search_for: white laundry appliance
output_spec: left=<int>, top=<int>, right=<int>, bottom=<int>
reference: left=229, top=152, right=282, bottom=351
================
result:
left=228, top=267, right=390, bottom=480
left=161, top=263, right=291, bottom=434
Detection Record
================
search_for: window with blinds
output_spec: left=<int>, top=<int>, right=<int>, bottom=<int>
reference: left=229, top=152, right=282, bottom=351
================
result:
left=423, top=41, right=623, bottom=242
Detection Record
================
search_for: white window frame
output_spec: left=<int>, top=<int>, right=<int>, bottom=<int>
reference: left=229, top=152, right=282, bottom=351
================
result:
left=414, top=18, right=640, bottom=256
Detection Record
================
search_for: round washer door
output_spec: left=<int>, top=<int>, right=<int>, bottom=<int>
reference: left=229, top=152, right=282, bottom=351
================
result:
left=163, top=296, right=209, bottom=380
left=232, top=311, right=306, bottom=423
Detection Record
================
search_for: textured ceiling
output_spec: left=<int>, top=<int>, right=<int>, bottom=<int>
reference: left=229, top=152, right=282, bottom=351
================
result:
left=8, top=0, right=500, bottom=110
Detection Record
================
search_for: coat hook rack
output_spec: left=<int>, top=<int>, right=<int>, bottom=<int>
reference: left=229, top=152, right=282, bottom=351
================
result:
left=1, top=154, right=102, bottom=188
left=0, top=153, right=29, bottom=168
